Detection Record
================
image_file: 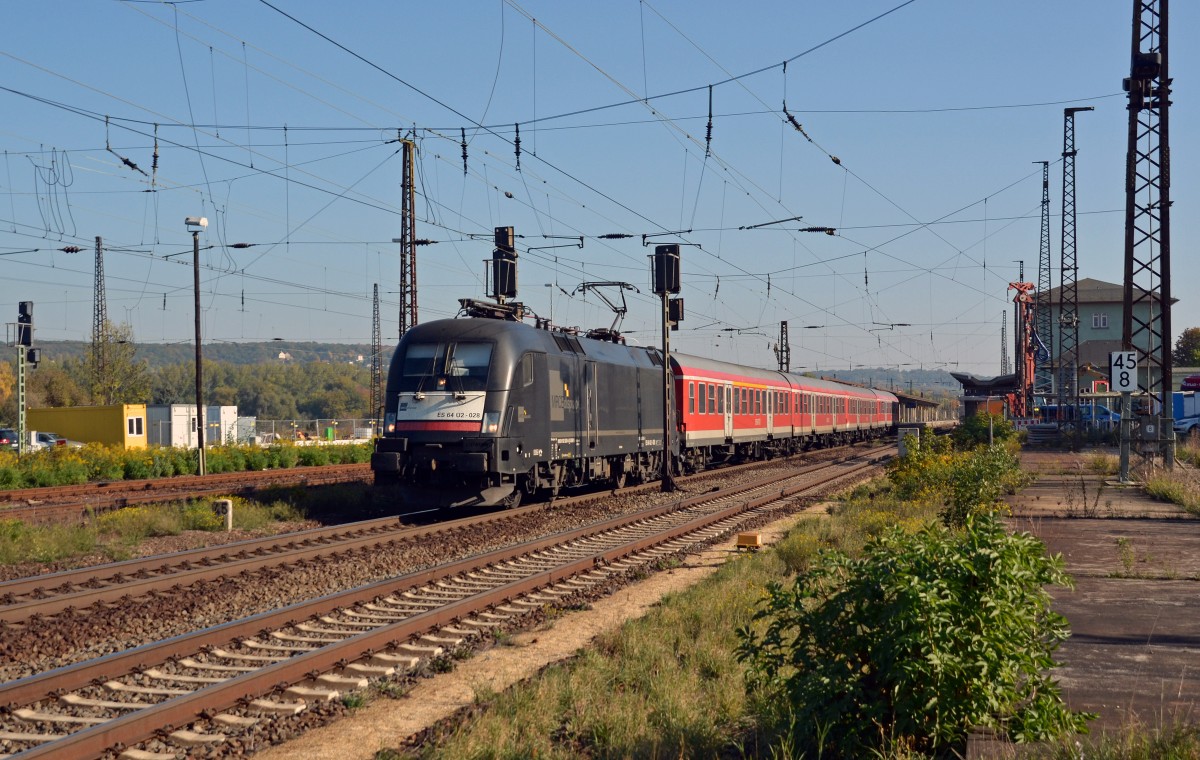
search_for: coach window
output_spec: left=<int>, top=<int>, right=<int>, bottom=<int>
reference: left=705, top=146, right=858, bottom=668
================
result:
left=699, top=382, right=707, bottom=414
left=718, top=386, right=725, bottom=414
left=688, top=382, right=695, bottom=414
left=708, top=384, right=717, bottom=414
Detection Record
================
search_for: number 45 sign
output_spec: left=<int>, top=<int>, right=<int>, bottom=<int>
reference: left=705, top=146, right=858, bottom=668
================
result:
left=1110, top=351, right=1138, bottom=393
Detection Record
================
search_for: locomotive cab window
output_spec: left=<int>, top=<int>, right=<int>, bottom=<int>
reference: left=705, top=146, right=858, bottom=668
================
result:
left=399, top=342, right=492, bottom=393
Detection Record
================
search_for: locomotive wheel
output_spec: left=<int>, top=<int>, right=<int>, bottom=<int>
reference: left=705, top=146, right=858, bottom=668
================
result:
left=500, top=488, right=522, bottom=509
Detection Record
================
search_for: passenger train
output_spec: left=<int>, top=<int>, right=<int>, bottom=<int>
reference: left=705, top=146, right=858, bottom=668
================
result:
left=372, top=315, right=899, bottom=508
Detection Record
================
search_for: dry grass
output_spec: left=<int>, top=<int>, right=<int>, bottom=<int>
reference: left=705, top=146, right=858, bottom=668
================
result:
left=1144, top=468, right=1200, bottom=515
left=0, top=496, right=306, bottom=565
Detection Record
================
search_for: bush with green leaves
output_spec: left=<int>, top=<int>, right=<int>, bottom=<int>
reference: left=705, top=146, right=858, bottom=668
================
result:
left=888, top=432, right=1028, bottom=528
left=737, top=514, right=1093, bottom=757
left=953, top=411, right=1016, bottom=449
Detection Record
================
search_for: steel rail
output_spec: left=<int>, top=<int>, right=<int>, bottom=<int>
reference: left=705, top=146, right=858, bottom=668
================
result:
left=0, top=453, right=878, bottom=710
left=9, top=451, right=887, bottom=759
left=0, top=449, right=854, bottom=623
left=0, top=464, right=373, bottom=524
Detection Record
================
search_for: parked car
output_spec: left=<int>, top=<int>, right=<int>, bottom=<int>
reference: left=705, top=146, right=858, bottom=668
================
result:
left=1174, top=417, right=1200, bottom=437
left=1181, top=375, right=1200, bottom=391
left=34, top=432, right=66, bottom=450
left=0, top=428, right=17, bottom=451
left=1038, top=404, right=1120, bottom=427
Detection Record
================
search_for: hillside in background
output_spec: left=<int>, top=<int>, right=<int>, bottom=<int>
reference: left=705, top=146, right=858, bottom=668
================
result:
left=809, top=367, right=959, bottom=396
left=29, top=341, right=390, bottom=368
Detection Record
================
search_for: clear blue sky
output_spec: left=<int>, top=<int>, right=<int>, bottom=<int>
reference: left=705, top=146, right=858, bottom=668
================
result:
left=1, top=0, right=1194, bottom=374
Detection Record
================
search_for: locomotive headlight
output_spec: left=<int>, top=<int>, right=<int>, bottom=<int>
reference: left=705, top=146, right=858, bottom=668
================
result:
left=481, top=412, right=501, bottom=434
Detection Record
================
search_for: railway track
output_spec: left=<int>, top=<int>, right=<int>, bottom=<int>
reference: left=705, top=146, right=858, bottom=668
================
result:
left=0, top=464, right=373, bottom=524
left=0, top=447, right=868, bottom=626
left=0, top=448, right=889, bottom=759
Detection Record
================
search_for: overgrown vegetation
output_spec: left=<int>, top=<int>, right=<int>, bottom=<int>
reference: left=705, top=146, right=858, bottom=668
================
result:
left=0, top=441, right=371, bottom=490
left=395, top=427, right=1096, bottom=759
left=0, top=495, right=306, bottom=565
left=888, top=424, right=1030, bottom=527
left=737, top=515, right=1092, bottom=757
left=1144, top=469, right=1200, bottom=515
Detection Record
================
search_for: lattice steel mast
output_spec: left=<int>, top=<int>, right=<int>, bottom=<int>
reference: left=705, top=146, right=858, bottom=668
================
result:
left=1057, top=107, right=1092, bottom=446
left=371, top=283, right=382, bottom=428
left=91, top=235, right=107, bottom=392
left=1122, top=0, right=1173, bottom=466
left=1033, top=161, right=1054, bottom=401
left=1000, top=310, right=1010, bottom=375
left=398, top=138, right=418, bottom=338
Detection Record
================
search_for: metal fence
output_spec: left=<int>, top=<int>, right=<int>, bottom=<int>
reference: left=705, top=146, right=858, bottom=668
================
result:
left=253, top=419, right=379, bottom=444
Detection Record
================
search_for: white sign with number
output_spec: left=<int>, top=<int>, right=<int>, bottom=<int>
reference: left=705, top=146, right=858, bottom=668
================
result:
left=1110, top=351, right=1137, bottom=393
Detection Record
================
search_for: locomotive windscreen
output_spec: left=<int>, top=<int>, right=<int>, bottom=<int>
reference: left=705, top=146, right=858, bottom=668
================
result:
left=398, top=342, right=492, bottom=393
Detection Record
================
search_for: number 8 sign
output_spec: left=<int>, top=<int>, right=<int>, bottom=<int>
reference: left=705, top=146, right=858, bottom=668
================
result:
left=1110, top=351, right=1137, bottom=393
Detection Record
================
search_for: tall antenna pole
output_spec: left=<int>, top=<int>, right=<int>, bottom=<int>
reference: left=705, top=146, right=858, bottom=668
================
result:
left=371, top=283, right=382, bottom=429
left=1058, top=107, right=1092, bottom=450
left=397, top=138, right=418, bottom=339
left=1033, top=161, right=1053, bottom=402
left=91, top=235, right=108, bottom=401
left=1122, top=0, right=1173, bottom=472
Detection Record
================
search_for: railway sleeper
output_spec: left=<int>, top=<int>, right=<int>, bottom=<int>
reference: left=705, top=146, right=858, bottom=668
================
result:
left=13, top=709, right=105, bottom=726
left=60, top=693, right=146, bottom=710
left=178, top=657, right=257, bottom=674
left=143, top=668, right=226, bottom=685
left=344, top=661, right=395, bottom=677
left=105, top=680, right=189, bottom=698
left=212, top=714, right=260, bottom=728
left=368, top=653, right=420, bottom=670
left=120, top=749, right=180, bottom=760
left=169, top=729, right=227, bottom=747
left=247, top=698, right=307, bottom=716
left=284, top=683, right=339, bottom=702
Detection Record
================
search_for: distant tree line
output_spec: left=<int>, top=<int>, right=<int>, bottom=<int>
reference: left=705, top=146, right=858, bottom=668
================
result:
left=0, top=329, right=382, bottom=424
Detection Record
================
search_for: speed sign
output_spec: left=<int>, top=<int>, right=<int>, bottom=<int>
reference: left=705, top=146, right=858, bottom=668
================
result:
left=1110, top=351, right=1137, bottom=393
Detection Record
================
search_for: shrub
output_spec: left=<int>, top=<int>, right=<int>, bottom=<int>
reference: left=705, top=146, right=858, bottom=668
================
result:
left=737, top=514, right=1094, bottom=757
left=953, top=411, right=1016, bottom=449
left=268, top=444, right=300, bottom=469
left=123, top=453, right=154, bottom=480
left=296, top=446, right=329, bottom=466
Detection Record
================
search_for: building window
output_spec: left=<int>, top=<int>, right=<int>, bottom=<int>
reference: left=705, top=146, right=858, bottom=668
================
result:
left=127, top=417, right=144, bottom=436
left=1092, top=313, right=1108, bottom=329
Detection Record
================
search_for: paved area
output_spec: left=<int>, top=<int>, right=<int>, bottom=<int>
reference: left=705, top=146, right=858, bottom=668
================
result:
left=1007, top=450, right=1200, bottom=733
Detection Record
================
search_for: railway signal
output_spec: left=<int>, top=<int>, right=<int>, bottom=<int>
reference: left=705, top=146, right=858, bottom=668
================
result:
left=653, top=244, right=682, bottom=492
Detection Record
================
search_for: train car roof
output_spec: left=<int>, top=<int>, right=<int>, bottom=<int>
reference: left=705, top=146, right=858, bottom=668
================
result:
left=672, top=352, right=897, bottom=402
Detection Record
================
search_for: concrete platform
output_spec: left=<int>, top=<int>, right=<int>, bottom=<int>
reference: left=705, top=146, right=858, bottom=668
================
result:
left=1006, top=450, right=1200, bottom=732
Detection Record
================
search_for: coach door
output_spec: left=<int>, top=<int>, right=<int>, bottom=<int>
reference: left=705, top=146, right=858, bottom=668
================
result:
left=584, top=361, right=598, bottom=450
left=766, top=389, right=774, bottom=436
left=723, top=384, right=733, bottom=440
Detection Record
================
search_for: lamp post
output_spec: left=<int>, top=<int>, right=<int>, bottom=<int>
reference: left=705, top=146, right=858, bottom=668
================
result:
left=186, top=216, right=208, bottom=476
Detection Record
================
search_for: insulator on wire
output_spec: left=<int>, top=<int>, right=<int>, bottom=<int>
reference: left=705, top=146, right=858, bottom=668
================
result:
left=461, top=128, right=468, bottom=176
left=705, top=85, right=713, bottom=157
left=514, top=123, right=521, bottom=171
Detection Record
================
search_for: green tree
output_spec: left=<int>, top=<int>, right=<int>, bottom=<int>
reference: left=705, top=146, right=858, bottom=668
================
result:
left=0, top=360, right=14, bottom=423
left=28, top=360, right=88, bottom=408
left=1172, top=327, right=1200, bottom=367
left=738, top=515, right=1094, bottom=757
left=89, top=321, right=151, bottom=404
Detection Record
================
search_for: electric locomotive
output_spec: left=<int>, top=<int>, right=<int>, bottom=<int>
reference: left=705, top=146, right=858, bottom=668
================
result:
left=372, top=316, right=668, bottom=508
